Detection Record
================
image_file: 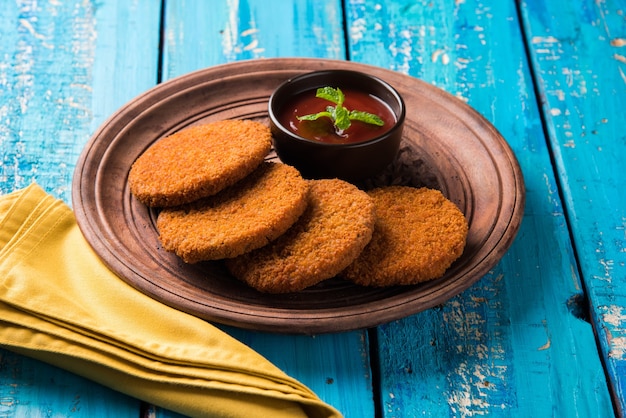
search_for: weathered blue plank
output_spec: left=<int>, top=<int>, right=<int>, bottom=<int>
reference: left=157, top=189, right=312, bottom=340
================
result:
left=158, top=1, right=373, bottom=417
left=163, top=0, right=346, bottom=75
left=345, top=0, right=614, bottom=416
left=0, top=0, right=96, bottom=201
left=89, top=0, right=162, bottom=130
left=0, top=0, right=161, bottom=416
left=0, top=349, right=139, bottom=417
left=0, top=0, right=161, bottom=202
left=219, top=325, right=373, bottom=417
left=520, top=0, right=626, bottom=415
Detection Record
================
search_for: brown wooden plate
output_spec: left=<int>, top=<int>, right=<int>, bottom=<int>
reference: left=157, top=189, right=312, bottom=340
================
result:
left=72, top=58, right=524, bottom=334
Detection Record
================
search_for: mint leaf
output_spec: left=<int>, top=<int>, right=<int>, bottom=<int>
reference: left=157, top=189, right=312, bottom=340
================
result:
left=297, top=111, right=332, bottom=122
left=349, top=110, right=385, bottom=126
left=333, top=105, right=351, bottom=131
left=315, top=87, right=344, bottom=106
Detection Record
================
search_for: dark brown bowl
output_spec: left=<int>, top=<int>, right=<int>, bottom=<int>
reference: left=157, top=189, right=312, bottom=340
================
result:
left=268, top=69, right=406, bottom=181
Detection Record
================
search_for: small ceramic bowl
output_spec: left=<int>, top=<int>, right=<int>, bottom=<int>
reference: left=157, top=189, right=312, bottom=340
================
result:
left=268, top=69, right=406, bottom=181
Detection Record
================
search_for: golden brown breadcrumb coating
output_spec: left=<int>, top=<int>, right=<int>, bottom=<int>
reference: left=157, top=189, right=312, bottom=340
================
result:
left=128, top=119, right=271, bottom=207
left=156, top=162, right=309, bottom=263
left=225, top=179, right=376, bottom=293
left=341, top=186, right=468, bottom=286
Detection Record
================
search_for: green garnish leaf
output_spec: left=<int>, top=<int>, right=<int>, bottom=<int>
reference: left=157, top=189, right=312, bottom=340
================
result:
left=349, top=110, right=385, bottom=126
left=315, top=86, right=345, bottom=105
left=296, top=86, right=385, bottom=135
left=333, top=105, right=351, bottom=131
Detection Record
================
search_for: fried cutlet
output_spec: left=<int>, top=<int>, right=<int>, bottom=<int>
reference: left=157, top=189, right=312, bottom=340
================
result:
left=225, top=179, right=376, bottom=293
left=341, top=186, right=468, bottom=286
left=128, top=119, right=271, bottom=207
left=156, top=162, right=309, bottom=263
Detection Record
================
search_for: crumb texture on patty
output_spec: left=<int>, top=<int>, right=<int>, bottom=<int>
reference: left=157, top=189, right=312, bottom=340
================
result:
left=341, top=186, right=468, bottom=286
left=225, top=179, right=376, bottom=293
left=128, top=119, right=271, bottom=207
left=156, top=162, right=309, bottom=263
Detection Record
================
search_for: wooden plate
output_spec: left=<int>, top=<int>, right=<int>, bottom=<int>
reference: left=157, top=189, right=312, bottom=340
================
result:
left=72, top=58, right=524, bottom=334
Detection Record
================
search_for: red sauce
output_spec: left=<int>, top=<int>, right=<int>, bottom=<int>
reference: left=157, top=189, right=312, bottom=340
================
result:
left=278, top=88, right=396, bottom=144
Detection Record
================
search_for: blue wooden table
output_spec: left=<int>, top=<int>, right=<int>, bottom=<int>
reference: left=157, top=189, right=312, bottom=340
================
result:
left=1, top=1, right=625, bottom=417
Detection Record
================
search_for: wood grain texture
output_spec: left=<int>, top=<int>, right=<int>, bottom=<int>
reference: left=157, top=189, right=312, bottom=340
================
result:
left=219, top=324, right=374, bottom=417
left=89, top=0, right=162, bottom=131
left=0, top=0, right=95, bottom=202
left=0, top=349, right=139, bottom=417
left=345, top=0, right=615, bottom=416
left=520, top=0, right=626, bottom=415
left=162, top=0, right=346, bottom=76
left=0, top=0, right=161, bottom=416
left=157, top=2, right=373, bottom=417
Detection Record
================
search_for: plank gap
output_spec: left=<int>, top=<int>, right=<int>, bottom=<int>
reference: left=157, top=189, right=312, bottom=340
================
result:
left=367, top=327, right=383, bottom=418
left=340, top=0, right=351, bottom=61
left=157, top=0, right=167, bottom=84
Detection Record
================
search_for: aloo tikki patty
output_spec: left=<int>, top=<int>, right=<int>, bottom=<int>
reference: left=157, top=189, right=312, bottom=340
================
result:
left=341, top=186, right=468, bottom=286
left=225, top=179, right=376, bottom=293
left=157, top=162, right=309, bottom=263
left=129, top=119, right=271, bottom=207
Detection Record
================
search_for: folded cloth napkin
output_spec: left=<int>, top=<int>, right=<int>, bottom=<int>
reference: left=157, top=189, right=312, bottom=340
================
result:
left=0, top=183, right=342, bottom=418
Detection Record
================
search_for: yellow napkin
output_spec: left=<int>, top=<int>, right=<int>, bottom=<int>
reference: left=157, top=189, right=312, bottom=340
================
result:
left=0, top=183, right=342, bottom=418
